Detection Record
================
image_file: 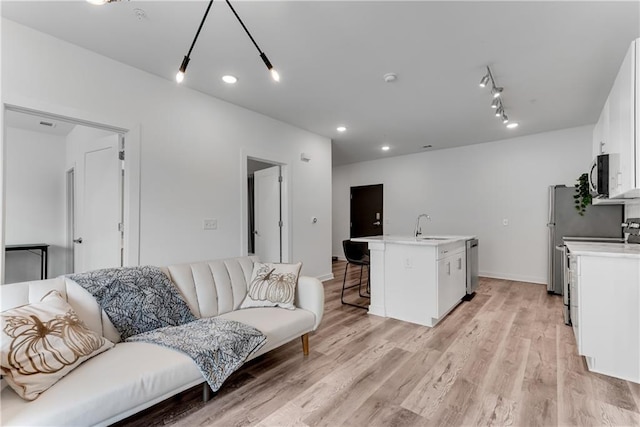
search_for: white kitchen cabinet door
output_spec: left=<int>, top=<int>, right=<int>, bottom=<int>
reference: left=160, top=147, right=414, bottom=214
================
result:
left=608, top=41, right=636, bottom=198
left=437, top=251, right=466, bottom=318
left=578, top=255, right=640, bottom=383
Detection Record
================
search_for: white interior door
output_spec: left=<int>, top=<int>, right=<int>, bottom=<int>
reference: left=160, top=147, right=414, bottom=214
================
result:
left=73, top=134, right=122, bottom=272
left=254, top=166, right=281, bottom=263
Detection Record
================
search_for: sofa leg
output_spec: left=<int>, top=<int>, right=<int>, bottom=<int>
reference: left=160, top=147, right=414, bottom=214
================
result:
left=202, top=383, right=212, bottom=402
left=301, top=333, right=309, bottom=356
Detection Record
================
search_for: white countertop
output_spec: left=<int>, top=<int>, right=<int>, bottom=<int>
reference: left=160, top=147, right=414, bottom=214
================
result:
left=352, top=235, right=475, bottom=246
left=565, top=241, right=640, bottom=259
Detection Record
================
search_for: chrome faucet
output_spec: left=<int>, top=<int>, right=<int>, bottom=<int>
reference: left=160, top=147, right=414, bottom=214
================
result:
left=414, top=214, right=431, bottom=237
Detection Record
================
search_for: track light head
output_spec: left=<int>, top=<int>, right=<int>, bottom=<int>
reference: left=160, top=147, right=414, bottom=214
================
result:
left=495, top=106, right=504, bottom=117
left=492, top=87, right=503, bottom=98
left=502, top=113, right=509, bottom=124
left=491, top=98, right=501, bottom=109
left=479, top=74, right=490, bottom=88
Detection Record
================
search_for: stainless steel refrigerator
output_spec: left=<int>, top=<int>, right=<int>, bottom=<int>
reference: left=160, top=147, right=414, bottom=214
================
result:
left=547, top=185, right=624, bottom=294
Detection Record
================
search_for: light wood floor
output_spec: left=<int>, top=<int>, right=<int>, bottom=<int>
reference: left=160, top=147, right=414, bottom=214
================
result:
left=119, top=261, right=640, bottom=427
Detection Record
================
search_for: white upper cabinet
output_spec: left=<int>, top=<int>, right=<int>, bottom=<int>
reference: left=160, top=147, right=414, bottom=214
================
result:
left=594, top=38, right=640, bottom=199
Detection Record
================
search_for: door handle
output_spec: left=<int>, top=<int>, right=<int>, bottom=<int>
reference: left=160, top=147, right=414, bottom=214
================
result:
left=447, top=262, right=451, bottom=275
left=73, top=238, right=83, bottom=244
left=458, top=258, right=462, bottom=270
left=373, top=221, right=381, bottom=226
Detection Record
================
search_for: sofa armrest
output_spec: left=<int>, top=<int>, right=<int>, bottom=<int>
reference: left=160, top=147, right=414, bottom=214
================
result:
left=296, top=276, right=324, bottom=331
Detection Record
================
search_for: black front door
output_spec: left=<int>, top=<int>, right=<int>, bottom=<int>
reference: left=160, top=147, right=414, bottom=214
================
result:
left=350, top=184, right=383, bottom=238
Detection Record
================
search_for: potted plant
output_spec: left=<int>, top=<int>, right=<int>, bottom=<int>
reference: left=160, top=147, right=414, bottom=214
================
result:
left=574, top=173, right=592, bottom=216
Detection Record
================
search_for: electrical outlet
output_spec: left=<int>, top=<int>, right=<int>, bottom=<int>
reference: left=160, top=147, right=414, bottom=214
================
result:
left=502, top=218, right=509, bottom=226
left=203, top=219, right=217, bottom=230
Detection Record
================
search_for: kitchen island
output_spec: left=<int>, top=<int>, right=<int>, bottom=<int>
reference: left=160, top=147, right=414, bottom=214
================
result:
left=352, top=235, right=474, bottom=327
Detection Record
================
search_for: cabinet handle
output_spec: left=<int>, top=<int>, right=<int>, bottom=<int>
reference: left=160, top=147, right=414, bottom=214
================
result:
left=447, top=262, right=451, bottom=275
left=458, top=258, right=462, bottom=270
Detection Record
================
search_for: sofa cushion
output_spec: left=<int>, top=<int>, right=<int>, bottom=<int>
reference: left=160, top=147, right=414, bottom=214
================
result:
left=218, top=307, right=315, bottom=359
left=0, top=342, right=203, bottom=427
left=1, top=290, right=114, bottom=401
left=241, top=262, right=302, bottom=310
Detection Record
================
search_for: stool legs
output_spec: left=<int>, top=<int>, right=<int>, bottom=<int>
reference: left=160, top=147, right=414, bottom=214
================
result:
left=341, top=261, right=369, bottom=309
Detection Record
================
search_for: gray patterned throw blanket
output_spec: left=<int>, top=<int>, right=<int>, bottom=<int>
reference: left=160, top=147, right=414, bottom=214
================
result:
left=68, top=266, right=197, bottom=340
left=68, top=266, right=267, bottom=392
left=126, top=317, right=266, bottom=392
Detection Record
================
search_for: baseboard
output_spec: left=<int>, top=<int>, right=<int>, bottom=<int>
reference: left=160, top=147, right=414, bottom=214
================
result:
left=479, top=271, right=547, bottom=285
left=317, top=273, right=334, bottom=282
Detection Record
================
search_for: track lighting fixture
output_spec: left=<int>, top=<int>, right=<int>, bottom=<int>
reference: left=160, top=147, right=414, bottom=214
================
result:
left=479, top=65, right=519, bottom=129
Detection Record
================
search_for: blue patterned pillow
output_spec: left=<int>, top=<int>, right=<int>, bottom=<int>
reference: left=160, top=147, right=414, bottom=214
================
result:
left=68, top=266, right=197, bottom=340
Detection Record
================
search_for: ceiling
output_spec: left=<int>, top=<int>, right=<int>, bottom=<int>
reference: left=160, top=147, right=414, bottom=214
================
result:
left=5, top=110, right=76, bottom=137
left=2, top=1, right=639, bottom=166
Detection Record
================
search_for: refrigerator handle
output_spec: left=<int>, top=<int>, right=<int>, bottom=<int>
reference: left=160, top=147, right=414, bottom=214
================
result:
left=548, top=223, right=555, bottom=292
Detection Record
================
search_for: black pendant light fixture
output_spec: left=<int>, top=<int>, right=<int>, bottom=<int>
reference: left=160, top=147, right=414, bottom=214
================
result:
left=176, top=0, right=279, bottom=84
left=87, top=0, right=280, bottom=84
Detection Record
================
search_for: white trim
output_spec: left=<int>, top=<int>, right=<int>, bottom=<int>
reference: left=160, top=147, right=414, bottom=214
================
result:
left=479, top=271, right=547, bottom=285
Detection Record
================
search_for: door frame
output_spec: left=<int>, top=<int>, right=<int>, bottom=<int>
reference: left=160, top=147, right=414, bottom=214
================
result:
left=240, top=149, right=291, bottom=263
left=0, top=103, right=141, bottom=284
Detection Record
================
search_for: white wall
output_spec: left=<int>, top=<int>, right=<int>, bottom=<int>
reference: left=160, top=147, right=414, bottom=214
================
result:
left=1, top=19, right=332, bottom=280
left=333, top=125, right=594, bottom=284
left=4, top=127, right=67, bottom=283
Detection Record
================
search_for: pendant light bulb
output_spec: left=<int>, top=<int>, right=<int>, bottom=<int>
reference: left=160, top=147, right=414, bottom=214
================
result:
left=270, top=68, right=280, bottom=82
left=176, top=56, right=190, bottom=84
left=260, top=52, right=280, bottom=82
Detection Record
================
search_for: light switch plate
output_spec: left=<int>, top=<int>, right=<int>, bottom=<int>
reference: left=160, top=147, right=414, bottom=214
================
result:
left=203, top=219, right=217, bottom=230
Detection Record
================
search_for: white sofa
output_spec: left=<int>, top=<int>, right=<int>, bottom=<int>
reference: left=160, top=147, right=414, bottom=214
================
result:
left=0, top=256, right=324, bottom=426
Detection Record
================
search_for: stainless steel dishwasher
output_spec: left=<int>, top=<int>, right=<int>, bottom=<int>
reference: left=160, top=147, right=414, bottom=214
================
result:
left=465, top=238, right=479, bottom=298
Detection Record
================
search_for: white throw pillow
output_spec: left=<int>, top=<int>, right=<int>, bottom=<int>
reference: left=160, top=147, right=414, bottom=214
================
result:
left=240, top=262, right=302, bottom=310
left=1, top=290, right=114, bottom=400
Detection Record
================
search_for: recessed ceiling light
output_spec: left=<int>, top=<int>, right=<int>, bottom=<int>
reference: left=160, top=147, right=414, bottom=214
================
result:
left=381, top=145, right=390, bottom=151
left=336, top=126, right=347, bottom=132
left=222, top=75, right=238, bottom=84
left=383, top=73, right=398, bottom=83
left=506, top=122, right=519, bottom=129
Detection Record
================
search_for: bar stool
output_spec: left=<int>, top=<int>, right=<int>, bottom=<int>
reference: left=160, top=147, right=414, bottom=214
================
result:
left=341, top=239, right=370, bottom=309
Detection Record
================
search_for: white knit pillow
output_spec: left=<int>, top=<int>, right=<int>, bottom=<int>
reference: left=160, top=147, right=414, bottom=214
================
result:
left=1, top=290, right=114, bottom=400
left=240, top=262, right=302, bottom=310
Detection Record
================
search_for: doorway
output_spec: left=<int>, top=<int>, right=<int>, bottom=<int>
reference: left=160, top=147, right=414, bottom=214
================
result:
left=350, top=184, right=384, bottom=238
left=2, top=106, right=135, bottom=283
left=248, top=158, right=283, bottom=263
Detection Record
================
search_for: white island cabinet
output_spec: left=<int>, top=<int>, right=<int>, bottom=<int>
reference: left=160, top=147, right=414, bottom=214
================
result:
left=352, top=235, right=472, bottom=327
left=566, top=242, right=640, bottom=383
